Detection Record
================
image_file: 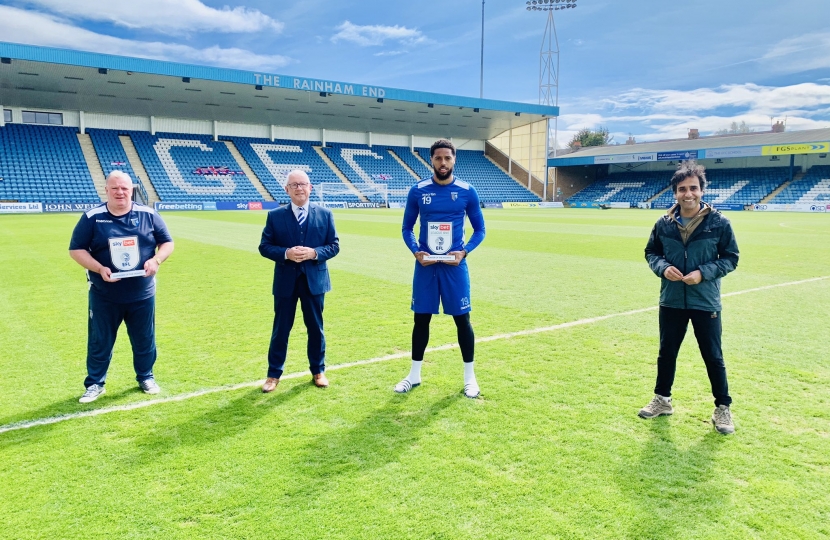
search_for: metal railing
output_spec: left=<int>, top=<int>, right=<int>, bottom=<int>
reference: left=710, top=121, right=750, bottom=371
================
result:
left=132, top=181, right=149, bottom=205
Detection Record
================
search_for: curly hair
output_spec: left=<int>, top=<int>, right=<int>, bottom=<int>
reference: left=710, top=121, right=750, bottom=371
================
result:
left=670, top=160, right=707, bottom=192
left=430, top=139, right=456, bottom=157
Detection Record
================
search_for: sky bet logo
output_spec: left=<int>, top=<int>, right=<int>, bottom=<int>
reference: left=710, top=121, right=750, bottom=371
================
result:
left=111, top=239, right=135, bottom=247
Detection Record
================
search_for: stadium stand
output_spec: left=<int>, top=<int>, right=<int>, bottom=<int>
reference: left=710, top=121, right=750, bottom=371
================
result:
left=0, top=124, right=99, bottom=203
left=223, top=137, right=359, bottom=204
left=414, top=147, right=540, bottom=203
left=568, top=167, right=790, bottom=207
left=769, top=165, right=830, bottom=204
left=566, top=171, right=668, bottom=207
left=86, top=128, right=140, bottom=185
left=649, top=167, right=789, bottom=207
left=128, top=131, right=263, bottom=203
left=390, top=147, right=432, bottom=179
left=322, top=143, right=416, bottom=203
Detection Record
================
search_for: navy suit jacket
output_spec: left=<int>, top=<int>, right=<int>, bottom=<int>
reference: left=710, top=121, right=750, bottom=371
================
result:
left=259, top=203, right=340, bottom=297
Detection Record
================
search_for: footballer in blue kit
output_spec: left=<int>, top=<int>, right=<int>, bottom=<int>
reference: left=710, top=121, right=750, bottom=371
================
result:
left=398, top=139, right=486, bottom=398
left=69, top=171, right=174, bottom=403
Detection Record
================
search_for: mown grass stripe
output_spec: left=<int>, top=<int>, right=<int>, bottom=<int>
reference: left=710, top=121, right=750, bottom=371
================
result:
left=1, top=275, right=826, bottom=436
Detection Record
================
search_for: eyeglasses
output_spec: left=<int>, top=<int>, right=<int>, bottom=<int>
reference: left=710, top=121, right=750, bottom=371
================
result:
left=287, top=183, right=311, bottom=189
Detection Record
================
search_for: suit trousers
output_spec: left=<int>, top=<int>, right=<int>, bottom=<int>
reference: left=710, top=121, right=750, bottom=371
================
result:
left=85, top=292, right=156, bottom=388
left=654, top=305, right=732, bottom=407
left=267, top=273, right=326, bottom=379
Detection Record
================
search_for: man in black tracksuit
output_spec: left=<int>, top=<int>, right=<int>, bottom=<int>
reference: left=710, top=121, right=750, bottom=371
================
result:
left=638, top=161, right=739, bottom=434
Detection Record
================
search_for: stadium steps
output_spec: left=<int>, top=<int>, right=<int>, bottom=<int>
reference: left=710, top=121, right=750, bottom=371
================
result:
left=485, top=153, right=540, bottom=196
left=223, top=141, right=274, bottom=201
left=387, top=149, right=422, bottom=181
left=76, top=133, right=106, bottom=201
left=761, top=171, right=802, bottom=203
left=411, top=149, right=432, bottom=170
left=313, top=146, right=367, bottom=202
left=483, top=142, right=544, bottom=197
left=647, top=185, right=672, bottom=204
left=119, top=135, right=160, bottom=204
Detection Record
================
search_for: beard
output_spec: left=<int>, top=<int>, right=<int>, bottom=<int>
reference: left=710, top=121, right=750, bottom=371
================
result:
left=433, top=165, right=453, bottom=181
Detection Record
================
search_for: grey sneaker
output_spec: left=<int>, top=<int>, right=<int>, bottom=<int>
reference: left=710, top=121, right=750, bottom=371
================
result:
left=712, top=405, right=735, bottom=434
left=139, top=378, right=160, bottom=395
left=638, top=395, right=673, bottom=418
left=79, top=384, right=106, bottom=403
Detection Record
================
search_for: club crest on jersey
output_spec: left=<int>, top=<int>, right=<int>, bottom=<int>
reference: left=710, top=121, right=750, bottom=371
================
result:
left=131, top=218, right=139, bottom=226
left=452, top=192, right=458, bottom=201
left=422, top=194, right=432, bottom=205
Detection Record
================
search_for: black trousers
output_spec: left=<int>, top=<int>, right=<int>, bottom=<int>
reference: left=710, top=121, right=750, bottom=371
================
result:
left=654, top=306, right=732, bottom=407
left=267, top=273, right=326, bottom=379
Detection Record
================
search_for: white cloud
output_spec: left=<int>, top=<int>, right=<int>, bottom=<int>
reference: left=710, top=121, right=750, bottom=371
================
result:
left=0, top=6, right=291, bottom=70
left=602, top=83, right=830, bottom=116
left=16, top=0, right=283, bottom=33
left=331, top=21, right=426, bottom=47
left=373, top=50, right=407, bottom=57
left=556, top=82, right=830, bottom=147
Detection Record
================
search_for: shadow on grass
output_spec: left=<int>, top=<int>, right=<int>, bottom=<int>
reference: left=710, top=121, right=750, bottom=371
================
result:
left=131, top=383, right=312, bottom=456
left=0, top=386, right=138, bottom=430
left=285, top=392, right=458, bottom=500
left=617, top=417, right=729, bottom=539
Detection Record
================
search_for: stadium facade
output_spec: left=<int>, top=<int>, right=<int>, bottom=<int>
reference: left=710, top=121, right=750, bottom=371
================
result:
left=548, top=127, right=830, bottom=212
left=3, top=41, right=828, bottom=214
left=0, top=42, right=558, bottom=213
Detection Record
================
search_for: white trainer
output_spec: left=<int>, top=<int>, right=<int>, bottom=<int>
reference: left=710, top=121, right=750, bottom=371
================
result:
left=463, top=382, right=480, bottom=399
left=79, top=384, right=106, bottom=403
left=394, top=379, right=420, bottom=393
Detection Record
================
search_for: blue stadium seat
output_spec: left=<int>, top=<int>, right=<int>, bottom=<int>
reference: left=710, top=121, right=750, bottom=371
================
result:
left=127, top=131, right=263, bottom=203
left=322, top=143, right=425, bottom=204
left=413, top=148, right=540, bottom=203
left=769, top=165, right=830, bottom=204
left=0, top=124, right=99, bottom=203
left=87, top=129, right=140, bottom=185
left=222, top=136, right=359, bottom=204
left=569, top=167, right=790, bottom=208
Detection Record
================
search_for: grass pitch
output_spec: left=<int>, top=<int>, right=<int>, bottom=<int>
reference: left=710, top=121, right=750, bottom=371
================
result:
left=0, top=208, right=828, bottom=539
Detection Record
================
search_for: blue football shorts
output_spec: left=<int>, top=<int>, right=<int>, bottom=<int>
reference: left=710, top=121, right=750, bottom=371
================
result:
left=411, top=260, right=471, bottom=316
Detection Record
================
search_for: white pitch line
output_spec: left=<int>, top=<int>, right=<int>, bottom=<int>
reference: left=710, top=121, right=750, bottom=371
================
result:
left=1, top=275, right=827, bottom=435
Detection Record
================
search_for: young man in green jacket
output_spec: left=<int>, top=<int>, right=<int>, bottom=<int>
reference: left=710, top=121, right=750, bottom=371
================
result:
left=639, top=161, right=740, bottom=434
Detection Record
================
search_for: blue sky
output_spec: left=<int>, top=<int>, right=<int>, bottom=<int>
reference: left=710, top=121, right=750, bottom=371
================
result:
left=3, top=0, right=830, bottom=147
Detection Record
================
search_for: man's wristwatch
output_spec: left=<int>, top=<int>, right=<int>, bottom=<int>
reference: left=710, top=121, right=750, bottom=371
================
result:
left=462, top=250, right=468, bottom=258
left=153, top=257, right=162, bottom=265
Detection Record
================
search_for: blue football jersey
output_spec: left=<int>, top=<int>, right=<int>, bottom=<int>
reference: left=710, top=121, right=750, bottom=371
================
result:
left=402, top=177, right=485, bottom=255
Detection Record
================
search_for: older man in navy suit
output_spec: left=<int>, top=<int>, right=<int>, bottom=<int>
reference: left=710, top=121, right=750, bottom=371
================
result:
left=259, top=170, right=340, bottom=392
